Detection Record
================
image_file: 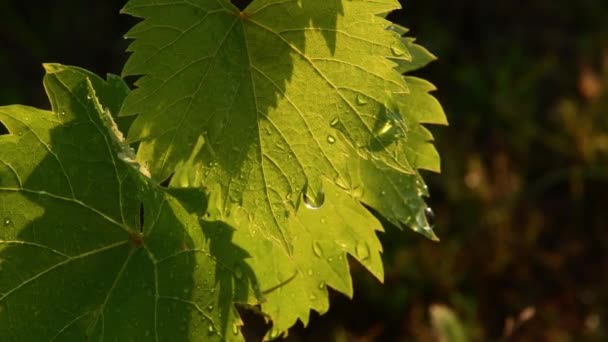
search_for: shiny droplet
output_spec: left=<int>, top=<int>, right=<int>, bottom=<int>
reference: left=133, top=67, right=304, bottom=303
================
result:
left=307, top=269, right=313, bottom=276
left=208, top=325, right=214, bottom=333
left=376, top=120, right=394, bottom=136
left=424, top=207, right=435, bottom=228
left=318, top=282, right=326, bottom=290
left=207, top=305, right=214, bottom=311
left=303, top=185, right=325, bottom=210
left=232, top=324, right=239, bottom=335
left=327, top=135, right=336, bottom=144
left=330, top=117, right=339, bottom=127
left=355, top=241, right=370, bottom=260
left=86, top=95, right=92, bottom=100
left=356, top=94, right=368, bottom=105
left=3, top=218, right=10, bottom=226
left=312, top=241, right=323, bottom=257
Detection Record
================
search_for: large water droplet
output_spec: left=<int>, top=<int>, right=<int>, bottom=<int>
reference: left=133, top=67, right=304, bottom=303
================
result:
left=327, top=135, right=336, bottom=144
left=356, top=241, right=370, bottom=260
left=376, top=120, right=394, bottom=136
left=356, top=94, right=368, bottom=105
left=312, top=241, right=323, bottom=257
left=303, top=185, right=325, bottom=210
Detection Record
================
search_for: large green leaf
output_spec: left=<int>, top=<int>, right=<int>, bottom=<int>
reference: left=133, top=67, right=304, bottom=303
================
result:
left=0, top=65, right=254, bottom=341
left=120, top=0, right=446, bottom=334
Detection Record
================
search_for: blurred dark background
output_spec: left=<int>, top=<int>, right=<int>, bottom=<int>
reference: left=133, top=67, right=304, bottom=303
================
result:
left=1, top=1, right=607, bottom=341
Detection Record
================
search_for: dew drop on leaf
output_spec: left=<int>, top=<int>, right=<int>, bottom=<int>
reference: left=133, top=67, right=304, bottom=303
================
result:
left=303, top=185, right=325, bottom=210
left=208, top=324, right=214, bottom=333
left=207, top=305, right=214, bottom=311
left=355, top=241, right=370, bottom=260
left=3, top=218, right=10, bottom=226
left=318, top=282, right=326, bottom=289
left=327, top=135, right=336, bottom=144
left=312, top=241, right=323, bottom=257
left=329, top=117, right=339, bottom=127
left=376, top=120, right=394, bottom=136
left=307, top=269, right=313, bottom=276
left=424, top=207, right=435, bottom=228
left=232, top=324, right=239, bottom=335
left=356, top=94, right=368, bottom=105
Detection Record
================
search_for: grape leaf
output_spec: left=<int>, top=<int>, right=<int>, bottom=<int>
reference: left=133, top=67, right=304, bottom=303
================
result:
left=119, top=0, right=446, bottom=334
left=120, top=0, right=417, bottom=246
left=0, top=65, right=254, bottom=341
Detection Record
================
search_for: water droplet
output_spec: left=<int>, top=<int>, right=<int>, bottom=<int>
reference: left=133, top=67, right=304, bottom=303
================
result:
left=356, top=94, right=368, bottom=105
left=312, top=241, right=323, bottom=257
left=17, top=131, right=23, bottom=136
left=307, top=269, right=313, bottom=276
left=327, top=257, right=333, bottom=262
left=320, top=218, right=326, bottom=224
left=330, top=117, right=339, bottom=127
left=207, top=305, right=214, bottom=311
left=3, top=218, right=10, bottom=226
left=376, top=120, right=394, bottom=136
left=390, top=42, right=406, bottom=56
left=303, top=185, right=325, bottom=210
left=232, top=324, right=239, bottom=335
left=208, top=324, right=214, bottom=333
left=318, top=282, right=326, bottom=290
left=424, top=207, right=435, bottom=228
left=356, top=241, right=370, bottom=260
left=86, top=95, right=92, bottom=100
left=309, top=293, right=317, bottom=300
left=380, top=190, right=386, bottom=196
left=327, top=135, right=336, bottom=144
left=285, top=193, right=292, bottom=200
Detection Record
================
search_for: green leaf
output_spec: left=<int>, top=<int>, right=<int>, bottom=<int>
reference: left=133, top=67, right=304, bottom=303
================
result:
left=120, top=0, right=446, bottom=333
left=121, top=0, right=416, bottom=243
left=0, top=65, right=254, bottom=341
left=234, top=181, right=384, bottom=336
